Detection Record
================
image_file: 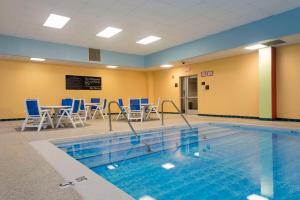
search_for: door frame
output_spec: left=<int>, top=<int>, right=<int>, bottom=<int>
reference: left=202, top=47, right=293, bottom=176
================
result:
left=180, top=75, right=198, bottom=114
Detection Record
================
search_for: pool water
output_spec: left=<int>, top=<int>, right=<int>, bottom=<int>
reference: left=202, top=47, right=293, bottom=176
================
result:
left=56, top=123, right=300, bottom=200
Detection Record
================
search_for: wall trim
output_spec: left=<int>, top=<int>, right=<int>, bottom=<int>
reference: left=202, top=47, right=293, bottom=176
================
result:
left=198, top=114, right=300, bottom=122
left=198, top=113, right=258, bottom=119
left=0, top=118, right=24, bottom=121
left=2, top=115, right=300, bottom=123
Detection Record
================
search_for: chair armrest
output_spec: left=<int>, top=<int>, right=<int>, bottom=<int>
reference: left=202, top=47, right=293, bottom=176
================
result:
left=41, top=109, right=51, bottom=113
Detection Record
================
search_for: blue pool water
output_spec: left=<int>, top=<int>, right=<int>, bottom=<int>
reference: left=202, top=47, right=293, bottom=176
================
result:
left=56, top=123, right=300, bottom=200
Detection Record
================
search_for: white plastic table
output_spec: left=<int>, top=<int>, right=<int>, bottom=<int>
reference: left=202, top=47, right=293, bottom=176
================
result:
left=85, top=103, right=99, bottom=119
left=41, top=105, right=71, bottom=126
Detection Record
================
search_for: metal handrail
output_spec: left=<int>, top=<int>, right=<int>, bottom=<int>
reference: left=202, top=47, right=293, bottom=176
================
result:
left=108, top=101, right=137, bottom=135
left=108, top=101, right=152, bottom=152
left=161, top=100, right=192, bottom=129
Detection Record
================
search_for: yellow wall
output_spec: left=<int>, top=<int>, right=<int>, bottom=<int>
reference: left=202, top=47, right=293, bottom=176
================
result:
left=0, top=60, right=148, bottom=119
left=2, top=43, right=300, bottom=120
left=152, top=53, right=259, bottom=117
left=277, top=44, right=300, bottom=119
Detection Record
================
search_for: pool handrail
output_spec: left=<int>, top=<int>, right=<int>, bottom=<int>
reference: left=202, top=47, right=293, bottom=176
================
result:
left=108, top=100, right=137, bottom=134
left=161, top=99, right=192, bottom=129
left=108, top=100, right=152, bottom=152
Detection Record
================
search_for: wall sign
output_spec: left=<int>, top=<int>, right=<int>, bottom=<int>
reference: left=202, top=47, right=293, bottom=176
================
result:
left=201, top=71, right=214, bottom=77
left=66, top=75, right=101, bottom=90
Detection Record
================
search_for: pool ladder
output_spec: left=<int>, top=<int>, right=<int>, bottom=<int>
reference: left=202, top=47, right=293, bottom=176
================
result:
left=108, top=101, right=152, bottom=152
left=161, top=100, right=192, bottom=129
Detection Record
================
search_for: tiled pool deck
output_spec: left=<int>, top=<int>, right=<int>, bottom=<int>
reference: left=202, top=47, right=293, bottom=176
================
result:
left=1, top=114, right=300, bottom=200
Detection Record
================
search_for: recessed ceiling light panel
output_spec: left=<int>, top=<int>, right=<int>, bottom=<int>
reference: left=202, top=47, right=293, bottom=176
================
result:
left=30, top=58, right=45, bottom=62
left=106, top=65, right=119, bottom=69
left=136, top=36, right=161, bottom=45
left=160, top=64, right=173, bottom=68
left=43, top=14, right=70, bottom=29
left=97, top=27, right=123, bottom=38
left=244, top=44, right=267, bottom=50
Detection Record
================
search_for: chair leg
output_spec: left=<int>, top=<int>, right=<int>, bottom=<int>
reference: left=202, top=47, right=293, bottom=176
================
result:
left=37, top=113, right=46, bottom=132
left=92, top=109, right=99, bottom=120
left=99, top=109, right=105, bottom=120
left=67, top=112, right=76, bottom=128
left=47, top=112, right=54, bottom=128
left=141, top=110, right=144, bottom=122
left=56, top=112, right=65, bottom=128
left=21, top=117, right=29, bottom=132
left=116, top=111, right=122, bottom=120
left=77, top=114, right=84, bottom=126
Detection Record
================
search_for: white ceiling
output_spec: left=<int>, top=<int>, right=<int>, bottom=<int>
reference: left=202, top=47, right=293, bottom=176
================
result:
left=1, top=0, right=300, bottom=55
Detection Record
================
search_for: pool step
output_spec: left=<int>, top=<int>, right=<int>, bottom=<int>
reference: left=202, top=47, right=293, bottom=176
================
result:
left=62, top=126, right=232, bottom=155
left=67, top=127, right=235, bottom=160
left=78, top=129, right=240, bottom=168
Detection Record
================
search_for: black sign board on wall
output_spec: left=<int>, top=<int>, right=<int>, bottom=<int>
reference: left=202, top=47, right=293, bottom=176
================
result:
left=66, top=75, right=101, bottom=90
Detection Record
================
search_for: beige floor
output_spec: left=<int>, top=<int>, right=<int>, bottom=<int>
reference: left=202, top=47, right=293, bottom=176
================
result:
left=1, top=114, right=300, bottom=200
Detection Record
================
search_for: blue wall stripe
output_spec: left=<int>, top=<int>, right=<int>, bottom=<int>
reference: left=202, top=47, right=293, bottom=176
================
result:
left=144, top=6, right=300, bottom=66
left=0, top=35, right=145, bottom=68
left=1, top=6, right=300, bottom=68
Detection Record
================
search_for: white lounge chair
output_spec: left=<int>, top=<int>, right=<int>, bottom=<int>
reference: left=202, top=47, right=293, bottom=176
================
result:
left=128, top=98, right=144, bottom=122
left=92, top=98, right=107, bottom=120
left=21, top=99, right=54, bottom=132
left=79, top=99, right=88, bottom=122
left=116, top=98, right=128, bottom=120
left=147, top=98, right=161, bottom=120
left=56, top=99, right=84, bottom=128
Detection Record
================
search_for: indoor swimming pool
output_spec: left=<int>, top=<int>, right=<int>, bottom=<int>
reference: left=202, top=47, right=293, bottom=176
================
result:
left=55, top=123, right=300, bottom=200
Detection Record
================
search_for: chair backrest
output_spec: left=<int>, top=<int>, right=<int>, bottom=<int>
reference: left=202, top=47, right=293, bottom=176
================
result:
left=141, top=98, right=149, bottom=105
left=129, top=98, right=141, bottom=111
left=80, top=99, right=86, bottom=111
left=117, top=98, right=124, bottom=107
left=91, top=98, right=100, bottom=110
left=72, top=99, right=81, bottom=114
left=24, top=99, right=41, bottom=117
left=102, top=98, right=107, bottom=109
left=62, top=98, right=73, bottom=106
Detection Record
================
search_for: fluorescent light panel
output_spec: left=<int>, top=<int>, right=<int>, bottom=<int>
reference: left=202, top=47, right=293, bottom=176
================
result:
left=245, top=44, right=267, bottom=50
left=97, top=27, right=123, bottom=38
left=43, top=14, right=70, bottom=29
left=160, top=64, right=173, bottom=68
left=136, top=36, right=161, bottom=45
left=106, top=65, right=119, bottom=69
left=30, top=58, right=45, bottom=62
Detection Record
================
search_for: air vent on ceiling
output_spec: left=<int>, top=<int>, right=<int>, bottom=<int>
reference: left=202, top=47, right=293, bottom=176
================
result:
left=89, top=48, right=101, bottom=62
left=263, top=40, right=286, bottom=47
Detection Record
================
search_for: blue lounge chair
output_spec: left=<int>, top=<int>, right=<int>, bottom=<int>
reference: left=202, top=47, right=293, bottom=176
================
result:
left=21, top=99, right=54, bottom=132
left=56, top=99, right=84, bottom=128
left=62, top=98, right=73, bottom=106
left=147, top=98, right=161, bottom=120
left=141, top=98, right=149, bottom=105
left=79, top=99, right=88, bottom=122
left=116, top=98, right=128, bottom=120
left=92, top=98, right=107, bottom=120
left=128, top=98, right=144, bottom=122
left=90, top=98, right=100, bottom=119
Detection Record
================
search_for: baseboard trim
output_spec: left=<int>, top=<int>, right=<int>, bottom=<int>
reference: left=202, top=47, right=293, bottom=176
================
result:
left=0, top=118, right=25, bottom=121
left=159, top=112, right=179, bottom=114
left=1, top=115, right=300, bottom=123
left=198, top=114, right=258, bottom=119
left=198, top=114, right=300, bottom=122
left=276, top=118, right=300, bottom=122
